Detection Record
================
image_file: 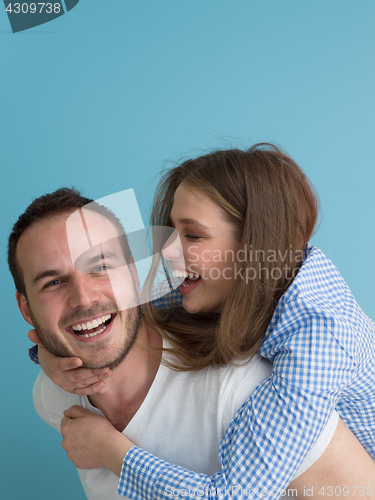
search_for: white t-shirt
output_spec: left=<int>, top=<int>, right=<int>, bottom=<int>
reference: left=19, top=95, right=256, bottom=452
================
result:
left=33, top=352, right=338, bottom=500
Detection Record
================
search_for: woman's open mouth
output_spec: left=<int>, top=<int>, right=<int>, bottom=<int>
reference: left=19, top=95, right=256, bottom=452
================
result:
left=68, top=313, right=115, bottom=339
left=173, top=269, right=201, bottom=287
left=172, top=269, right=202, bottom=294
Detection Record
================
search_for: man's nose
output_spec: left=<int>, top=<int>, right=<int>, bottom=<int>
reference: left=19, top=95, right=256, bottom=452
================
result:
left=68, top=273, right=100, bottom=309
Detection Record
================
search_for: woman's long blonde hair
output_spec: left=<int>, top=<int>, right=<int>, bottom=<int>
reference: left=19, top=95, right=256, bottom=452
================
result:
left=143, top=143, right=318, bottom=370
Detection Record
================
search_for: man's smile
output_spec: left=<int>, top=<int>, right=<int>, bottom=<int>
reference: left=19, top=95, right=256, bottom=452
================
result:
left=66, top=313, right=116, bottom=340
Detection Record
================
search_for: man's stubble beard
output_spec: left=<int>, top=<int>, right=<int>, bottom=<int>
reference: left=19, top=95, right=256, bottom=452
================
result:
left=30, top=304, right=142, bottom=371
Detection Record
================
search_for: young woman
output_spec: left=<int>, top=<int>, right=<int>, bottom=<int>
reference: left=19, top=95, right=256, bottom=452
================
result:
left=30, top=144, right=375, bottom=498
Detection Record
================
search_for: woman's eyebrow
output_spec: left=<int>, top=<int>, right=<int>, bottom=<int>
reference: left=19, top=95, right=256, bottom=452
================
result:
left=170, top=216, right=209, bottom=230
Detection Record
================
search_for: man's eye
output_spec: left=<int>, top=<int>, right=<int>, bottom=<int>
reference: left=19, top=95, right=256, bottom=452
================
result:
left=91, top=265, right=109, bottom=273
left=44, top=279, right=61, bottom=288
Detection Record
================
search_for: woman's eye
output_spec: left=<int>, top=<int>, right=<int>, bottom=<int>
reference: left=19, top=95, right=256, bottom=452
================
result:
left=184, top=234, right=202, bottom=241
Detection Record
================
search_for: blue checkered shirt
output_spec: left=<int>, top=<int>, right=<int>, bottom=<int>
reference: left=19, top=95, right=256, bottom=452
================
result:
left=116, top=246, right=375, bottom=500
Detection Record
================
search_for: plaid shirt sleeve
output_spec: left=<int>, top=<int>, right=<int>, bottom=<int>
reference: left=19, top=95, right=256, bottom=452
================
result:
left=28, top=344, right=40, bottom=365
left=117, top=247, right=368, bottom=500
left=117, top=299, right=355, bottom=500
left=27, top=287, right=183, bottom=366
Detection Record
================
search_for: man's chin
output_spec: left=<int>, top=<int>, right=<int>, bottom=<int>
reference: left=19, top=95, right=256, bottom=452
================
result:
left=80, top=357, right=120, bottom=371
left=80, top=335, right=139, bottom=371
left=80, top=354, right=127, bottom=371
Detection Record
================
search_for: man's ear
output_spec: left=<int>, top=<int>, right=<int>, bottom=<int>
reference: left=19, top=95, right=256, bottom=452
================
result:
left=16, top=291, right=34, bottom=327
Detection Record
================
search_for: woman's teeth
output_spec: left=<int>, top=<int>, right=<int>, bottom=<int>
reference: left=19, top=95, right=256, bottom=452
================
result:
left=176, top=270, right=201, bottom=287
left=172, top=269, right=200, bottom=279
left=71, top=314, right=112, bottom=338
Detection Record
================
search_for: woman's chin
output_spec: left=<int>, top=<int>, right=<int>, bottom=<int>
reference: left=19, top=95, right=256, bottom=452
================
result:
left=182, top=296, right=223, bottom=316
left=182, top=296, right=202, bottom=315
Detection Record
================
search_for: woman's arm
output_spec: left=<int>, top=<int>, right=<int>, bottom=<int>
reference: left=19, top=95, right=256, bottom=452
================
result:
left=37, top=317, right=374, bottom=499
left=60, top=408, right=375, bottom=500
left=118, top=419, right=375, bottom=500
left=32, top=288, right=375, bottom=499
left=117, top=309, right=374, bottom=500
left=60, top=316, right=372, bottom=500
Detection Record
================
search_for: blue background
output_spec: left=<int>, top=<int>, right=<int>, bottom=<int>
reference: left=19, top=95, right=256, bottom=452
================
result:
left=1, top=1, right=374, bottom=499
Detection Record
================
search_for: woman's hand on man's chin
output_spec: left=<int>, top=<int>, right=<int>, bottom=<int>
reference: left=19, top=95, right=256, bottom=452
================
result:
left=28, top=328, right=112, bottom=395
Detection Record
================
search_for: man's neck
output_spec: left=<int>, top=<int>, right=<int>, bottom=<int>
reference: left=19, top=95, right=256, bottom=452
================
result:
left=88, top=320, right=162, bottom=431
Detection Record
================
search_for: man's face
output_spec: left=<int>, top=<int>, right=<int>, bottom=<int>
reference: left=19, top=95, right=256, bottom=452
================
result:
left=16, top=210, right=141, bottom=370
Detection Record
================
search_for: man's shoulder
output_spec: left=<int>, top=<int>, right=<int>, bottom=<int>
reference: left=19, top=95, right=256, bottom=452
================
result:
left=213, top=353, right=271, bottom=386
left=33, top=371, right=82, bottom=431
left=158, top=346, right=271, bottom=404
left=189, top=353, right=272, bottom=406
left=214, top=354, right=272, bottom=435
left=33, top=370, right=79, bottom=399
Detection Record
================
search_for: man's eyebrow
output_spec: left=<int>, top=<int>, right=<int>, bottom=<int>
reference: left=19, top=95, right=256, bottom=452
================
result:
left=83, top=251, right=120, bottom=266
left=170, top=216, right=209, bottom=230
left=33, top=270, right=62, bottom=287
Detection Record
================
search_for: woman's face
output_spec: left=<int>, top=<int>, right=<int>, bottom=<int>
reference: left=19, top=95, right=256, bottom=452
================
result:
left=164, top=183, right=239, bottom=314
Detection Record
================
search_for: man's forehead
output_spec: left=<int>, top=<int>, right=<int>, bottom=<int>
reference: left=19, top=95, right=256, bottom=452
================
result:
left=17, top=209, right=122, bottom=269
left=66, top=208, right=123, bottom=264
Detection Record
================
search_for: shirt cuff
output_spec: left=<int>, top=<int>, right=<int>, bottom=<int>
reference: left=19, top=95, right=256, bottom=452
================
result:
left=117, top=447, right=166, bottom=499
left=28, top=344, right=40, bottom=365
left=117, top=447, right=214, bottom=500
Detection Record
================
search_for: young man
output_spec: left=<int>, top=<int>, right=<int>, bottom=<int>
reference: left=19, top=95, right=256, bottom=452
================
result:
left=9, top=188, right=375, bottom=500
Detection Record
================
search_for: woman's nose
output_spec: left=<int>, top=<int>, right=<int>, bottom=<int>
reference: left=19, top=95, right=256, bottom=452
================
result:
left=161, top=230, right=184, bottom=263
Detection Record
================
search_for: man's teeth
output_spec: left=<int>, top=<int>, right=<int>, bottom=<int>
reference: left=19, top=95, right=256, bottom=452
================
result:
left=72, top=314, right=112, bottom=334
left=76, top=326, right=108, bottom=338
left=172, top=270, right=200, bottom=279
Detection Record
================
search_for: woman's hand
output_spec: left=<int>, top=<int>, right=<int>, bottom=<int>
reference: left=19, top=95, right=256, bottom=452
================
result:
left=29, top=329, right=112, bottom=395
left=61, top=406, right=134, bottom=475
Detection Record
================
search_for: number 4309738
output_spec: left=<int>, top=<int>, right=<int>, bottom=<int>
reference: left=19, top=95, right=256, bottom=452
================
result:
left=318, top=485, right=373, bottom=496
left=6, top=3, right=61, bottom=14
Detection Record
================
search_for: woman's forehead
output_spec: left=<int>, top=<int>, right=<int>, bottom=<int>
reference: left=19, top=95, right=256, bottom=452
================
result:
left=171, top=183, right=228, bottom=226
